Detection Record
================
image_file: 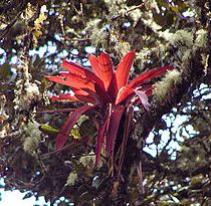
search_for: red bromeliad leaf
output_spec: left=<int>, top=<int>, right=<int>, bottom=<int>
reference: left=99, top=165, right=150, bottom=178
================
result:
left=95, top=121, right=107, bottom=166
left=95, top=83, right=112, bottom=104
left=51, top=93, right=79, bottom=102
left=89, top=52, right=114, bottom=90
left=117, top=105, right=134, bottom=178
left=146, top=87, right=153, bottom=96
left=134, top=90, right=150, bottom=110
left=62, top=60, right=91, bottom=78
left=115, top=86, right=134, bottom=105
left=59, top=72, right=97, bottom=90
left=61, top=60, right=105, bottom=90
left=129, top=66, right=173, bottom=89
left=97, top=52, right=114, bottom=90
left=61, top=60, right=89, bottom=77
left=141, top=85, right=153, bottom=96
left=132, top=86, right=153, bottom=106
left=88, top=55, right=100, bottom=76
left=114, top=65, right=173, bottom=104
left=115, top=86, right=153, bottom=107
left=56, top=105, right=93, bottom=150
left=73, top=89, right=99, bottom=104
left=115, top=51, right=135, bottom=90
left=95, top=104, right=112, bottom=165
left=106, top=105, right=125, bottom=163
left=46, top=51, right=174, bottom=166
left=46, top=73, right=95, bottom=91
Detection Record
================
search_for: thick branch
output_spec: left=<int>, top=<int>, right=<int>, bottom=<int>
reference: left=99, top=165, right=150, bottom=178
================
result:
left=140, top=49, right=205, bottom=141
left=120, top=40, right=207, bottom=201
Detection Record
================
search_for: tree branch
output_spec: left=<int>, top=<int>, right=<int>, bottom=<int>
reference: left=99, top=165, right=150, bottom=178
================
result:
left=119, top=33, right=208, bottom=201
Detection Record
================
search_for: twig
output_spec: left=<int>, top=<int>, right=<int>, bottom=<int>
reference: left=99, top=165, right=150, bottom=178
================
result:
left=40, top=143, right=79, bottom=159
left=37, top=108, right=76, bottom=114
left=0, top=0, right=26, bottom=40
left=0, top=10, right=22, bottom=40
left=137, top=161, right=145, bottom=194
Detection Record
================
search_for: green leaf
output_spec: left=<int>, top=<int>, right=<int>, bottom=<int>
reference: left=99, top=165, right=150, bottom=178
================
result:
left=40, top=124, right=59, bottom=134
left=71, top=126, right=81, bottom=139
left=40, top=124, right=81, bottom=139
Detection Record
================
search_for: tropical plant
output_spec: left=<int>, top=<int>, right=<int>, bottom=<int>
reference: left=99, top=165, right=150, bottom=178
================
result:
left=46, top=51, right=173, bottom=174
left=0, top=0, right=210, bottom=205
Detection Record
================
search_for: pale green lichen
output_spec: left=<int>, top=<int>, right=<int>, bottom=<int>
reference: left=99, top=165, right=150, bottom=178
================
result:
left=0, top=95, right=9, bottom=125
left=142, top=14, right=162, bottom=31
left=136, top=48, right=152, bottom=62
left=84, top=19, right=107, bottom=48
left=77, top=115, right=89, bottom=125
left=195, top=29, right=208, bottom=48
left=21, top=3, right=36, bottom=20
left=66, top=27, right=81, bottom=38
left=104, top=0, right=127, bottom=15
left=129, top=9, right=142, bottom=26
left=22, top=120, right=41, bottom=155
left=160, top=29, right=206, bottom=68
left=23, top=136, right=40, bottom=155
left=194, top=29, right=209, bottom=71
left=79, top=151, right=96, bottom=167
left=167, top=30, right=194, bottom=68
left=114, top=41, right=131, bottom=56
left=70, top=125, right=81, bottom=140
left=70, top=115, right=90, bottom=139
left=25, top=82, right=40, bottom=97
left=153, top=70, right=181, bottom=102
left=158, top=29, right=172, bottom=41
left=104, top=0, right=126, bottom=4
left=13, top=80, right=40, bottom=111
left=169, top=30, right=193, bottom=62
left=148, top=0, right=160, bottom=13
left=169, top=30, right=193, bottom=49
left=65, top=171, right=78, bottom=186
left=181, top=50, right=192, bottom=65
left=129, top=0, right=160, bottom=28
left=85, top=19, right=101, bottom=33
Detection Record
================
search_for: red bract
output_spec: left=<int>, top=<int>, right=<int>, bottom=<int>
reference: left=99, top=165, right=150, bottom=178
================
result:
left=46, top=51, right=173, bottom=166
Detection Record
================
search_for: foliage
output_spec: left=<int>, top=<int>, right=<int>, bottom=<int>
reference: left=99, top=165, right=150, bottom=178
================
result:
left=0, top=0, right=211, bottom=205
left=46, top=51, right=172, bottom=170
